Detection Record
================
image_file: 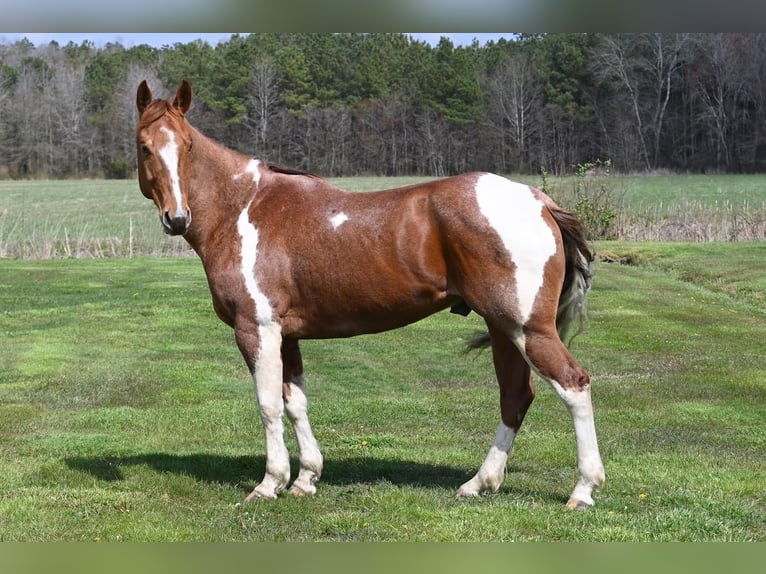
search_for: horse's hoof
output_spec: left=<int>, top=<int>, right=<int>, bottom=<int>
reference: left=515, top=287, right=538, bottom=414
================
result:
left=565, top=497, right=592, bottom=510
left=287, top=483, right=316, bottom=497
left=455, top=487, right=480, bottom=498
left=245, top=488, right=278, bottom=502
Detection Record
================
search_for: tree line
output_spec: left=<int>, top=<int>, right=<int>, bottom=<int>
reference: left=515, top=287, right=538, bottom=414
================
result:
left=2, top=32, right=766, bottom=179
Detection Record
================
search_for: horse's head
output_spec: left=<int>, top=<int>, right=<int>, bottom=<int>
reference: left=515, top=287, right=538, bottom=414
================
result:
left=135, top=80, right=194, bottom=236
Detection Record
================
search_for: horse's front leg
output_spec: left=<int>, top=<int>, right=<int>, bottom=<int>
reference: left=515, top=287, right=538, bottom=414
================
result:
left=236, top=322, right=291, bottom=500
left=282, top=337, right=323, bottom=496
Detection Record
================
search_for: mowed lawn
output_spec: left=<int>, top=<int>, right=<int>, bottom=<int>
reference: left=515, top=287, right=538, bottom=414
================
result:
left=0, top=241, right=764, bottom=541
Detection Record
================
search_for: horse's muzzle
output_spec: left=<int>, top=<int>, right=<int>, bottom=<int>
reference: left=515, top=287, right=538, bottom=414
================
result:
left=162, top=210, right=192, bottom=235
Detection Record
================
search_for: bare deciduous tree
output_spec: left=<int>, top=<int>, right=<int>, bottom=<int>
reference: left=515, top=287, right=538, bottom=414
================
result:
left=692, top=34, right=758, bottom=171
left=51, top=62, right=89, bottom=175
left=246, top=58, right=280, bottom=157
left=486, top=52, right=542, bottom=172
left=595, top=33, right=692, bottom=171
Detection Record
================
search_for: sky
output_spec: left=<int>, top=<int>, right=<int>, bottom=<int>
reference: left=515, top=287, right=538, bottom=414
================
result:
left=0, top=0, right=755, bottom=33
left=0, top=32, right=513, bottom=49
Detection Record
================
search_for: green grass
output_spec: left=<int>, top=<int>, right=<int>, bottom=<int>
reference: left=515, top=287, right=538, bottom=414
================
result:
left=611, top=174, right=766, bottom=212
left=0, top=180, right=192, bottom=258
left=2, top=174, right=765, bottom=257
left=596, top=241, right=766, bottom=312
left=1, top=244, right=764, bottom=541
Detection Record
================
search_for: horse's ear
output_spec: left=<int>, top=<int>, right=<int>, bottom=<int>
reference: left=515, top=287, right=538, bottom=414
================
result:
left=136, top=80, right=152, bottom=114
left=173, top=80, right=192, bottom=115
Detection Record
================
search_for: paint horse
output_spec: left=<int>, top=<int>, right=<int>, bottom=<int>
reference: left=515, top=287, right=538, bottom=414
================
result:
left=135, top=80, right=605, bottom=508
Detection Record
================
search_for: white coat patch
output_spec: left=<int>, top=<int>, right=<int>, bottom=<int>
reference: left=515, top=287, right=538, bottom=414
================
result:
left=158, top=127, right=185, bottom=218
left=234, top=159, right=261, bottom=186
left=474, top=173, right=557, bottom=324
left=237, top=201, right=273, bottom=324
left=330, top=212, right=348, bottom=229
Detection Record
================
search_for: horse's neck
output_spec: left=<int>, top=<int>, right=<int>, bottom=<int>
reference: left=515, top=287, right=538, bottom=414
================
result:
left=185, top=131, right=256, bottom=259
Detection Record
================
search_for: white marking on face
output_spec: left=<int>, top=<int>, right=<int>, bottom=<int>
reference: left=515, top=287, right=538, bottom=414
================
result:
left=475, top=173, right=557, bottom=324
left=158, top=127, right=185, bottom=218
left=330, top=212, right=348, bottom=229
left=237, top=201, right=273, bottom=324
left=234, top=159, right=261, bottom=186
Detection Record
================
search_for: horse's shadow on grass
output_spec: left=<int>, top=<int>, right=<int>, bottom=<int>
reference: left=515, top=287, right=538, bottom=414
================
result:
left=64, top=453, right=472, bottom=492
left=65, top=453, right=569, bottom=503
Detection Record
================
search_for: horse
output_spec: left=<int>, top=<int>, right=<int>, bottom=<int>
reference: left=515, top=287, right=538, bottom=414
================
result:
left=135, top=80, right=605, bottom=509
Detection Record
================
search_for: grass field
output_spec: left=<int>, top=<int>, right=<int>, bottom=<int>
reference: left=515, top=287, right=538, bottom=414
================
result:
left=1, top=240, right=764, bottom=541
left=1, top=176, right=764, bottom=541
left=1, top=174, right=765, bottom=258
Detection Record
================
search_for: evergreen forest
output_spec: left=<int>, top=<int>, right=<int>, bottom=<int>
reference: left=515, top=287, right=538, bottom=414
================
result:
left=1, top=33, right=765, bottom=179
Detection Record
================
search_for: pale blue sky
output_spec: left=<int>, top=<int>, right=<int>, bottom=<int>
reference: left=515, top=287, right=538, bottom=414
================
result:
left=0, top=32, right=513, bottom=49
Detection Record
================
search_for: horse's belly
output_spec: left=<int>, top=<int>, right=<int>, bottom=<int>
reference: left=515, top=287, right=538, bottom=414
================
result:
left=280, top=288, right=458, bottom=339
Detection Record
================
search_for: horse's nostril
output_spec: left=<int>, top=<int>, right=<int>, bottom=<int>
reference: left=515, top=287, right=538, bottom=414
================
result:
left=162, top=211, right=190, bottom=235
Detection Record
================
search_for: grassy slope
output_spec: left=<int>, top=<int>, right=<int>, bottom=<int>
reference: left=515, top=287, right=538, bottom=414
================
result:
left=0, top=245, right=764, bottom=541
left=596, top=241, right=766, bottom=312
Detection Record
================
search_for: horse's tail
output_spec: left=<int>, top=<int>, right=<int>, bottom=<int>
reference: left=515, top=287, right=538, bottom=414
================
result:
left=465, top=204, right=594, bottom=352
left=549, top=205, right=595, bottom=345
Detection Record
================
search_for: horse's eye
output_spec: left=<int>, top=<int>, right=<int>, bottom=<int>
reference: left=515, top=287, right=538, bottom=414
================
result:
left=141, top=145, right=151, bottom=157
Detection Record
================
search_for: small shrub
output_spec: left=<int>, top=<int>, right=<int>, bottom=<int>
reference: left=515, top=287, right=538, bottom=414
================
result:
left=540, top=159, right=622, bottom=240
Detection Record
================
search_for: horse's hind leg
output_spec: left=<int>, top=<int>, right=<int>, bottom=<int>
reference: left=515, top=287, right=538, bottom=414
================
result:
left=457, top=324, right=535, bottom=497
left=281, top=338, right=323, bottom=496
left=523, top=327, right=605, bottom=508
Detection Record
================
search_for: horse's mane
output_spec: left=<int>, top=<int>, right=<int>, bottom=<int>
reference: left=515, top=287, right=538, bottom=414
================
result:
left=265, top=162, right=318, bottom=178
left=138, top=102, right=318, bottom=181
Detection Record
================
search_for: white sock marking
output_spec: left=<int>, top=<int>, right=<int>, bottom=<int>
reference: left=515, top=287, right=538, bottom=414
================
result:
left=481, top=422, right=516, bottom=478
left=458, top=422, right=516, bottom=496
left=253, top=321, right=290, bottom=495
left=548, top=380, right=605, bottom=504
left=284, top=376, right=323, bottom=491
left=474, top=173, right=557, bottom=324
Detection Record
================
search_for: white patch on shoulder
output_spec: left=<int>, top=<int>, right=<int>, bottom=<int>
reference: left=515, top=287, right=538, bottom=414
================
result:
left=474, top=173, right=557, bottom=323
left=158, top=127, right=185, bottom=218
left=330, top=212, right=348, bottom=229
left=234, top=159, right=261, bottom=186
left=237, top=201, right=273, bottom=324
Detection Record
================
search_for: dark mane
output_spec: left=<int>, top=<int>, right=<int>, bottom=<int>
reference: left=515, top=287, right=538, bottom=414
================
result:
left=265, top=162, right=318, bottom=178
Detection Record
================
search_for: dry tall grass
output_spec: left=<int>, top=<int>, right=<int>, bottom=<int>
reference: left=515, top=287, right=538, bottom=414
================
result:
left=617, top=200, right=766, bottom=241
left=1, top=177, right=764, bottom=260
left=0, top=216, right=196, bottom=259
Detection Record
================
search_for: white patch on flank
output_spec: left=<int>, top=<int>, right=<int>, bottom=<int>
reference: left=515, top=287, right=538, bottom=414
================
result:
left=475, top=173, right=557, bottom=324
left=158, top=127, right=185, bottom=218
left=234, top=159, right=262, bottom=187
left=237, top=201, right=273, bottom=324
left=330, top=212, right=348, bottom=229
